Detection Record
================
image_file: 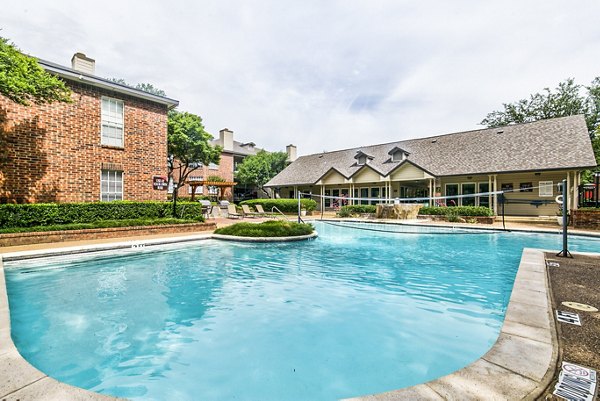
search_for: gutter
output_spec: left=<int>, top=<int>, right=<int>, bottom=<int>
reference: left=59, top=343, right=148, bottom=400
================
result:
left=38, top=59, right=179, bottom=109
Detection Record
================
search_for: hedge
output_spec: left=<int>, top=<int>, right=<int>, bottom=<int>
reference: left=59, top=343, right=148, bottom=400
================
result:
left=418, top=206, right=493, bottom=217
left=339, top=205, right=377, bottom=214
left=0, top=218, right=200, bottom=234
left=0, top=201, right=204, bottom=228
left=214, top=220, right=314, bottom=237
left=239, top=198, right=317, bottom=213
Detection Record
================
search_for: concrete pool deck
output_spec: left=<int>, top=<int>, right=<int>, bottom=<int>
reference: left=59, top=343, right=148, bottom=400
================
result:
left=0, top=225, right=596, bottom=400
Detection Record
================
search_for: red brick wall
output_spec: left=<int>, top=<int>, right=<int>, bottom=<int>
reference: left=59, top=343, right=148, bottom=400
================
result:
left=0, top=81, right=168, bottom=203
left=0, top=222, right=216, bottom=247
left=181, top=153, right=235, bottom=200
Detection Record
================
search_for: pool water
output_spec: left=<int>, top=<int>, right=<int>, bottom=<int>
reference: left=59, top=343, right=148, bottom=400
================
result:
left=4, top=222, right=600, bottom=401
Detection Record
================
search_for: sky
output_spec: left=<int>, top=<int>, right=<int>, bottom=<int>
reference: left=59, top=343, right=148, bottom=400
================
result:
left=2, top=1, right=600, bottom=156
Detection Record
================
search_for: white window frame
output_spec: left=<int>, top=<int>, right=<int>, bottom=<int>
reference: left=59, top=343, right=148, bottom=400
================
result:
left=539, top=181, right=554, bottom=197
left=209, top=162, right=219, bottom=170
left=100, top=170, right=123, bottom=201
left=101, top=97, right=124, bottom=147
left=188, top=185, right=203, bottom=195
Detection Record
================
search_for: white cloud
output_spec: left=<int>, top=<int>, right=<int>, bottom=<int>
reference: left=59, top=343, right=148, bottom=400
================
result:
left=2, top=0, right=599, bottom=155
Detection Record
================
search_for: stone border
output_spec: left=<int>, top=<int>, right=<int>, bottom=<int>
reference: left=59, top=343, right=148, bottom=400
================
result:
left=343, top=248, right=558, bottom=400
left=0, top=234, right=575, bottom=400
left=212, top=232, right=318, bottom=242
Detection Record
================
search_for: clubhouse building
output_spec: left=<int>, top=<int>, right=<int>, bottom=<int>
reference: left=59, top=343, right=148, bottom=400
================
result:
left=266, top=116, right=597, bottom=216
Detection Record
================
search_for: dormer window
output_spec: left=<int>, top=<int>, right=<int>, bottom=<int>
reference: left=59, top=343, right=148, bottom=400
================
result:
left=354, top=150, right=374, bottom=166
left=388, top=146, right=410, bottom=162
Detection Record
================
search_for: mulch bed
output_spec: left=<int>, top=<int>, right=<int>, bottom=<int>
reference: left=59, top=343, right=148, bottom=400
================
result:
left=543, top=252, right=600, bottom=400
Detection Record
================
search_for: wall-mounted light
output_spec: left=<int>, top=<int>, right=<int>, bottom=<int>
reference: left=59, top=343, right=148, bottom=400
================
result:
left=535, top=172, right=541, bottom=176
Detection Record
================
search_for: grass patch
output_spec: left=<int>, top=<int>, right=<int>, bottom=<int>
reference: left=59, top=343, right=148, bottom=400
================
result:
left=0, top=218, right=200, bottom=234
left=214, top=220, right=314, bottom=237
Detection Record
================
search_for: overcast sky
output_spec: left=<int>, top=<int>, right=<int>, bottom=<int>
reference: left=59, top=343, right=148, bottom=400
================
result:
left=3, top=1, right=600, bottom=155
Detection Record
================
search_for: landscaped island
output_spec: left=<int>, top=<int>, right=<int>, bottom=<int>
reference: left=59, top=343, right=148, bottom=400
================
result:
left=214, top=220, right=314, bottom=237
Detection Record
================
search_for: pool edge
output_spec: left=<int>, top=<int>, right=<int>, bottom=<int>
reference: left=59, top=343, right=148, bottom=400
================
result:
left=342, top=248, right=560, bottom=401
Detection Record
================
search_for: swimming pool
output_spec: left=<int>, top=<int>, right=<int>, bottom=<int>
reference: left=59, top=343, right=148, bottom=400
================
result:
left=4, top=222, right=600, bottom=401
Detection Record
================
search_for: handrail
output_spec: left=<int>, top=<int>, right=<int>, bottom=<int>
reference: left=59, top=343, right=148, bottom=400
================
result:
left=271, top=206, right=289, bottom=220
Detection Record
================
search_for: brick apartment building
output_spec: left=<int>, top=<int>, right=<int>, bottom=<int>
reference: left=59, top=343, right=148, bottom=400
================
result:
left=177, top=128, right=297, bottom=201
left=0, top=52, right=178, bottom=203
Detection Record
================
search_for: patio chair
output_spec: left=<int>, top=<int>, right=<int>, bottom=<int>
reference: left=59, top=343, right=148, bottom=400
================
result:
left=227, top=204, right=242, bottom=219
left=254, top=204, right=269, bottom=217
left=241, top=204, right=260, bottom=218
left=199, top=199, right=214, bottom=219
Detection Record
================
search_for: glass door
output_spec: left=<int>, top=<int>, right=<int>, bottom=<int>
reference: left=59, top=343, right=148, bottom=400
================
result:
left=478, top=183, right=490, bottom=208
left=461, top=183, right=476, bottom=206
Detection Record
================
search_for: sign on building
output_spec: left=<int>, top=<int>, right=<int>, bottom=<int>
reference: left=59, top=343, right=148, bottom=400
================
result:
left=153, top=176, right=168, bottom=190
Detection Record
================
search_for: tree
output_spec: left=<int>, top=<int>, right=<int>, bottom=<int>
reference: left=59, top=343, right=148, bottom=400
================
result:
left=481, top=77, right=600, bottom=175
left=0, top=37, right=71, bottom=105
left=235, top=150, right=289, bottom=195
left=109, top=78, right=167, bottom=97
left=167, top=110, right=221, bottom=213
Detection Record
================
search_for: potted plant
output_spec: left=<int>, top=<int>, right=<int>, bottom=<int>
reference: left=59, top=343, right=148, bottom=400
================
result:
left=300, top=208, right=307, bottom=217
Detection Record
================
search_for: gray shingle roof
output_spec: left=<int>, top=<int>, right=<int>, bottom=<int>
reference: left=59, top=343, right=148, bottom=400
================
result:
left=266, top=115, right=597, bottom=187
left=210, top=139, right=263, bottom=156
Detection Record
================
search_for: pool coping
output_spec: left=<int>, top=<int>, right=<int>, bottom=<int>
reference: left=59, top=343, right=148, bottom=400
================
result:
left=0, top=230, right=591, bottom=400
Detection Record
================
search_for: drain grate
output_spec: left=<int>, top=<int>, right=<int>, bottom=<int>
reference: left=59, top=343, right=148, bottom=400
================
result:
left=556, top=310, right=582, bottom=326
left=553, top=362, right=597, bottom=401
left=562, top=301, right=598, bottom=313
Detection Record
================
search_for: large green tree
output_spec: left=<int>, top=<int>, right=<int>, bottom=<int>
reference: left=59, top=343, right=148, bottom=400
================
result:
left=235, top=150, right=289, bottom=195
left=481, top=77, right=600, bottom=171
left=0, top=37, right=71, bottom=105
left=167, top=110, right=221, bottom=210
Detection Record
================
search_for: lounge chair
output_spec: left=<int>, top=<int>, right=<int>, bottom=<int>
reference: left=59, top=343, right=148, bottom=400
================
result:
left=241, top=204, right=260, bottom=218
left=254, top=204, right=268, bottom=217
left=199, top=200, right=213, bottom=219
left=227, top=204, right=242, bottom=219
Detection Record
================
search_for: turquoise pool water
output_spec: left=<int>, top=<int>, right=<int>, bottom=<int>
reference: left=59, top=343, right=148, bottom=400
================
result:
left=4, top=222, right=600, bottom=401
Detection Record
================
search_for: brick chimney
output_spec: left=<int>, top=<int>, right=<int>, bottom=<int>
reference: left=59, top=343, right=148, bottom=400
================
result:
left=71, top=52, right=95, bottom=75
left=286, top=144, right=297, bottom=162
left=219, top=128, right=234, bottom=151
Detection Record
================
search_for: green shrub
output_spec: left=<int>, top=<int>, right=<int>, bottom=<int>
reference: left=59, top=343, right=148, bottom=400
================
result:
left=337, top=205, right=377, bottom=217
left=214, top=220, right=314, bottom=237
left=446, top=208, right=461, bottom=222
left=418, top=206, right=493, bottom=217
left=0, top=201, right=204, bottom=228
left=239, top=198, right=317, bottom=213
left=0, top=217, right=200, bottom=234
